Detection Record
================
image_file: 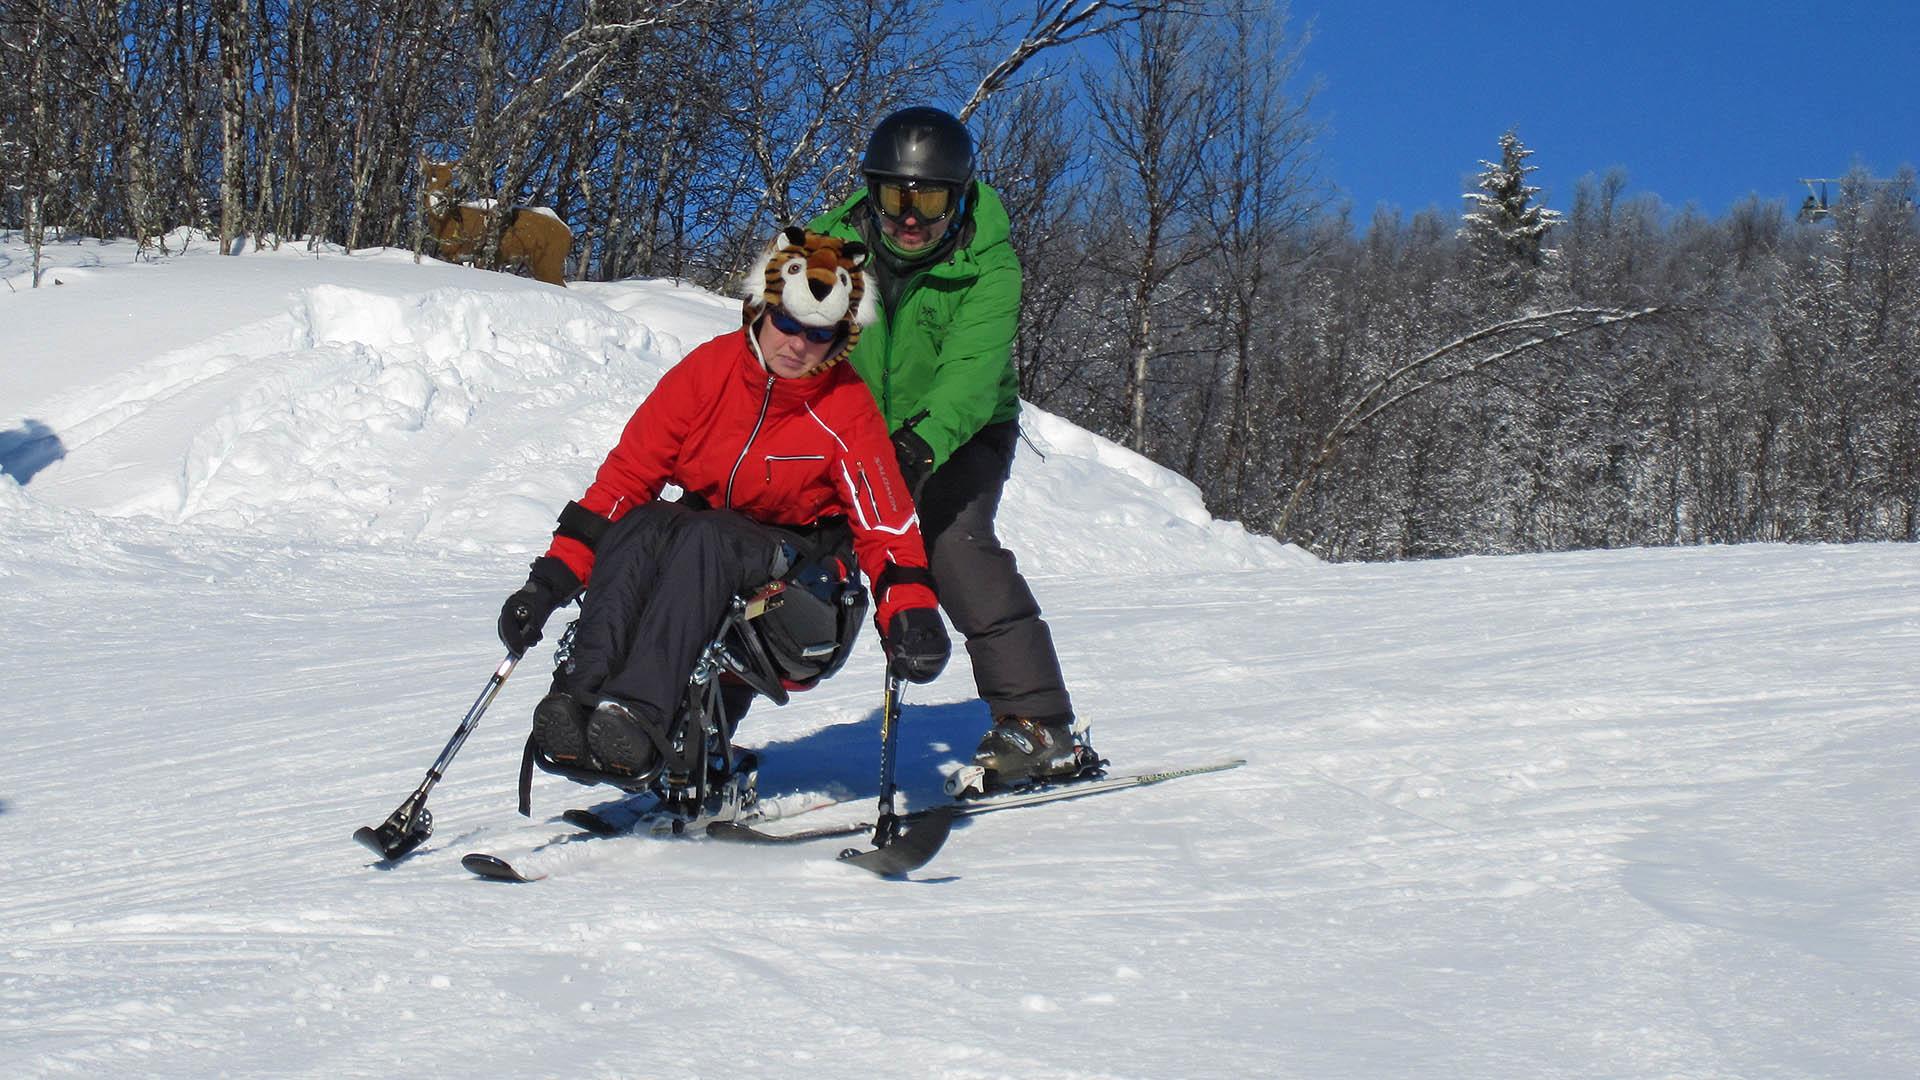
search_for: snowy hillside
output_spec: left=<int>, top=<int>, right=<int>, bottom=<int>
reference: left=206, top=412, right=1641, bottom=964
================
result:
left=2, top=235, right=1916, bottom=1079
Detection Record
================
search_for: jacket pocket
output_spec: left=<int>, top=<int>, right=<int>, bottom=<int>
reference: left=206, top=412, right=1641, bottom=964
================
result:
left=763, top=454, right=826, bottom=483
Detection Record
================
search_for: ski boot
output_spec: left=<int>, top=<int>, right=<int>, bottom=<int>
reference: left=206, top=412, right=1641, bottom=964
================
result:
left=946, top=715, right=1103, bottom=797
left=706, top=748, right=762, bottom=825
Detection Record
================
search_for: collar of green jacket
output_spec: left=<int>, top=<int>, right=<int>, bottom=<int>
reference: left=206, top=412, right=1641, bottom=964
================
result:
left=813, top=180, right=1012, bottom=282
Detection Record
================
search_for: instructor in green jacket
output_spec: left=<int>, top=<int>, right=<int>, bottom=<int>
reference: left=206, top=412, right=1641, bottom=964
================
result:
left=811, top=106, right=1095, bottom=790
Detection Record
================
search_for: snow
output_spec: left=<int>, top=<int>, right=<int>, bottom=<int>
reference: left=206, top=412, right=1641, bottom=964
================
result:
left=3, top=233, right=1916, bottom=1079
left=456, top=198, right=568, bottom=229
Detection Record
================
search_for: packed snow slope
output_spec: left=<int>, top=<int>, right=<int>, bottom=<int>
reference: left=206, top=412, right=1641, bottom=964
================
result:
left=3, top=235, right=1916, bottom=1079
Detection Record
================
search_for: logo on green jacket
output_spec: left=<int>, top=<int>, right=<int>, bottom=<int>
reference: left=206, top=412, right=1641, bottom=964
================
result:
left=917, top=304, right=950, bottom=353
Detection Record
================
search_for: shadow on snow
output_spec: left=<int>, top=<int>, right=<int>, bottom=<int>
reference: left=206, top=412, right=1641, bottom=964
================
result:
left=749, top=694, right=992, bottom=807
left=0, top=420, right=66, bottom=485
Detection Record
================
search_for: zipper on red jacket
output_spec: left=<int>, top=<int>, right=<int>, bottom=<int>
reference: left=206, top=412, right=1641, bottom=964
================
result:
left=726, top=374, right=777, bottom=508
left=764, top=454, right=825, bottom=482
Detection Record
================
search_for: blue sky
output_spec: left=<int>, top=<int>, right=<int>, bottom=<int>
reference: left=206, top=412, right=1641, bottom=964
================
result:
left=1297, top=1, right=1919, bottom=220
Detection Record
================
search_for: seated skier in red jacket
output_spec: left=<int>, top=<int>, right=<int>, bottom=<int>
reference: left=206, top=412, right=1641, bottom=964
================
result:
left=494, top=227, right=951, bottom=778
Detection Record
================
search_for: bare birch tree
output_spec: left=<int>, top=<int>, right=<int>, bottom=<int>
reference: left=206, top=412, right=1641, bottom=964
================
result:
left=213, top=0, right=248, bottom=253
left=1191, top=1, right=1320, bottom=516
left=1085, top=10, right=1215, bottom=452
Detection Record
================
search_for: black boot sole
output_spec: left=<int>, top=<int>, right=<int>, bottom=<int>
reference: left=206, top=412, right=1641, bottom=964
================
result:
left=586, top=707, right=660, bottom=778
left=533, top=697, right=590, bottom=765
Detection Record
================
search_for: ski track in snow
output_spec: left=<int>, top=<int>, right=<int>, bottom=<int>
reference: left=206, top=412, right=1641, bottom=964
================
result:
left=3, top=235, right=1918, bottom=1079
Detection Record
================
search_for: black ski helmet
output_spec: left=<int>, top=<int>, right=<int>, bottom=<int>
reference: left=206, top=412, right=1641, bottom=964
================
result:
left=863, top=107, right=975, bottom=186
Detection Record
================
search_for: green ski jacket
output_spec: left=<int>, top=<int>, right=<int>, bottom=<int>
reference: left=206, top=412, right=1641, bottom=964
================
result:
left=809, top=182, right=1022, bottom=470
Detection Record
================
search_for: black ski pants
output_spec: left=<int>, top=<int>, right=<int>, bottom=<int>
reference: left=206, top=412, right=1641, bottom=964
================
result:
left=917, top=420, right=1074, bottom=721
left=561, top=501, right=787, bottom=727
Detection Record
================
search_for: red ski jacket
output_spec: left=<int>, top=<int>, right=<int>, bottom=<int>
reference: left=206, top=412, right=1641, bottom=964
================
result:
left=545, top=329, right=937, bottom=626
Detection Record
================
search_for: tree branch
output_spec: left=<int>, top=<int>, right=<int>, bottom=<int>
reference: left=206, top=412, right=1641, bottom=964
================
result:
left=1275, top=306, right=1666, bottom=545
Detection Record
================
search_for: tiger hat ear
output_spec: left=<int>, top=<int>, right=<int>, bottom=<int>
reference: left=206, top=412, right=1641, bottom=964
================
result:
left=739, top=234, right=787, bottom=322
left=852, top=263, right=878, bottom=328
left=832, top=240, right=877, bottom=327
left=743, top=225, right=814, bottom=305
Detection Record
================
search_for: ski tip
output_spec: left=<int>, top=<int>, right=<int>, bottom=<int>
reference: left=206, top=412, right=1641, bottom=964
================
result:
left=560, top=807, right=626, bottom=836
left=461, top=852, right=544, bottom=882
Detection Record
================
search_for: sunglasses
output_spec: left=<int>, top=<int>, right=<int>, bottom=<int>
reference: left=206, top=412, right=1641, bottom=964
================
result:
left=768, top=307, right=842, bottom=345
left=871, top=180, right=958, bottom=224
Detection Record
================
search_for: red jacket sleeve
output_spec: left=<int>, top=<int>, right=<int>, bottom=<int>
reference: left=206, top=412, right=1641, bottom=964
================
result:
left=828, top=386, right=940, bottom=628
left=543, top=351, right=704, bottom=584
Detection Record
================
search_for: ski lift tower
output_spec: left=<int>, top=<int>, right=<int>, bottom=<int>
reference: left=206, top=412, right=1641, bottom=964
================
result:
left=1798, top=178, right=1835, bottom=221
left=1798, top=176, right=1913, bottom=221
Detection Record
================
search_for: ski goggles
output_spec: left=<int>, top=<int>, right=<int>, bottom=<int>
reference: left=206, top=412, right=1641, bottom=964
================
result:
left=870, top=180, right=959, bottom=224
left=768, top=307, right=842, bottom=345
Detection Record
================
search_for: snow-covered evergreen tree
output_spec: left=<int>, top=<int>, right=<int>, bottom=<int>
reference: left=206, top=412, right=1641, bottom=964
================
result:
left=1462, top=129, right=1561, bottom=282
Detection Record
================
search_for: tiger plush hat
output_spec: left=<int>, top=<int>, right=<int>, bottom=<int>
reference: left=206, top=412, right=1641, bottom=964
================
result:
left=741, top=226, right=878, bottom=374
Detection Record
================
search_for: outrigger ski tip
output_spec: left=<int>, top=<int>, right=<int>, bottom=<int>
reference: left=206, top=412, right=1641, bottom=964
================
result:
left=836, top=807, right=957, bottom=877
left=353, top=805, right=434, bottom=862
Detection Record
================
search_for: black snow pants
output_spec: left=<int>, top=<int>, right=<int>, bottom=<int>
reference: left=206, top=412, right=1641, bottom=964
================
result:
left=560, top=501, right=788, bottom=729
left=916, top=420, right=1074, bottom=721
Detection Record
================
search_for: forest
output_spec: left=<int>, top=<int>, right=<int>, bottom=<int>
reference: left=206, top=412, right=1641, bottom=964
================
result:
left=5, top=0, right=1917, bottom=560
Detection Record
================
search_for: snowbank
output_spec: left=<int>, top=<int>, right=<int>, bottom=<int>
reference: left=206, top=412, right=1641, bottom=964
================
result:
left=3, top=233, right=1302, bottom=573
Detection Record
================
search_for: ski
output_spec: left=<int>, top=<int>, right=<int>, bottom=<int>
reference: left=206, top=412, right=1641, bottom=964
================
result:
left=558, top=791, right=661, bottom=837
left=560, top=806, right=626, bottom=836
left=459, top=819, right=639, bottom=882
left=462, top=851, right=546, bottom=882
left=707, top=757, right=1248, bottom=847
left=462, top=760, right=1246, bottom=880
left=460, top=788, right=851, bottom=881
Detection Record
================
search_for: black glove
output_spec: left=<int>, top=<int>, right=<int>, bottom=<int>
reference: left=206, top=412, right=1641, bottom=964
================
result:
left=883, top=607, right=951, bottom=684
left=891, top=427, right=936, bottom=497
left=497, top=555, right=582, bottom=655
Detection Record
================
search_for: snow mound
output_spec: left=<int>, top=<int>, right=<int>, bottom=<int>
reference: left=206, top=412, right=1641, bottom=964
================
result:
left=4, top=235, right=1300, bottom=574
left=18, top=281, right=669, bottom=542
left=1008, top=407, right=1313, bottom=574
